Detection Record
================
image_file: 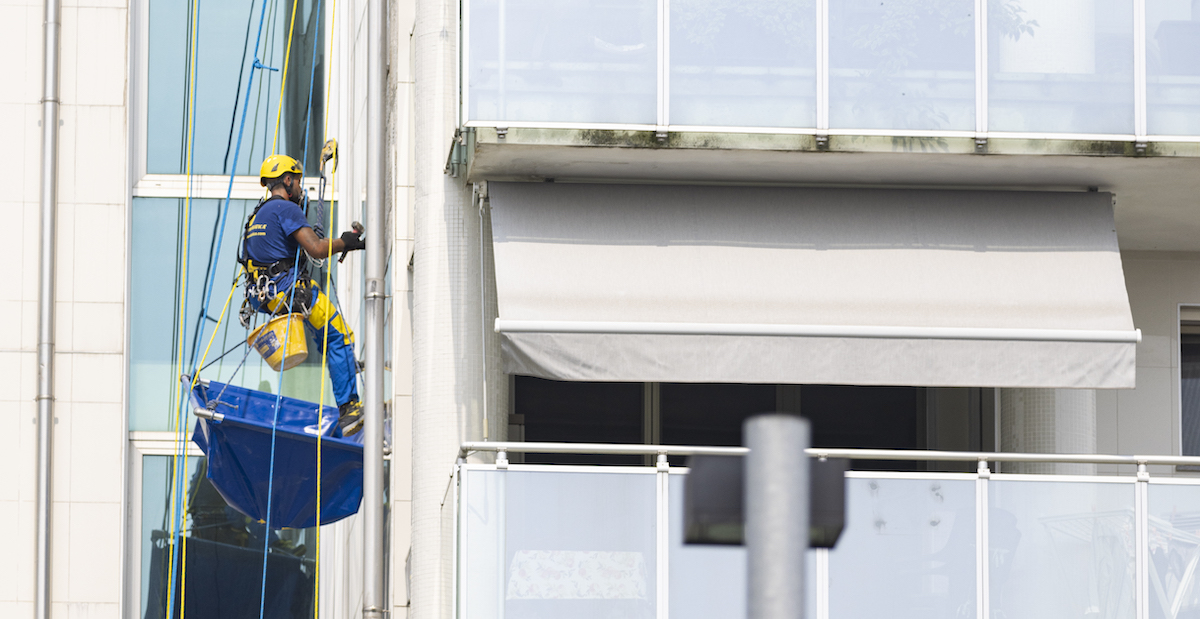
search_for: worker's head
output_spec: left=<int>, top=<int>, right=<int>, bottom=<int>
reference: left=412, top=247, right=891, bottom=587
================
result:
left=259, top=154, right=305, bottom=204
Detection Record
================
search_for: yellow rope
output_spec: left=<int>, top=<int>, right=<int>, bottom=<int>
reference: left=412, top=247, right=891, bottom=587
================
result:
left=271, top=0, right=303, bottom=154
left=314, top=3, right=338, bottom=614
left=166, top=0, right=204, bottom=611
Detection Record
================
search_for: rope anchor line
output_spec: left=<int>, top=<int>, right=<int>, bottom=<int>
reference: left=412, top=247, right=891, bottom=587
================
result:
left=163, top=0, right=340, bottom=614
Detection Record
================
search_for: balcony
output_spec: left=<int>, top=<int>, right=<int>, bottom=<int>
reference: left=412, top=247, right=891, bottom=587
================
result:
left=455, top=443, right=1200, bottom=619
left=461, top=0, right=1200, bottom=140
left=454, top=1, right=1200, bottom=252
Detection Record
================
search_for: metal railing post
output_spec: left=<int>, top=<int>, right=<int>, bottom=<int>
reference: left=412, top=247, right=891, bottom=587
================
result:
left=1136, top=463, right=1150, bottom=619
left=976, top=459, right=991, bottom=619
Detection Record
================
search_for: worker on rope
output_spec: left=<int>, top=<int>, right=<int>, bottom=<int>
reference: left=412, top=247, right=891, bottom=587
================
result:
left=240, top=154, right=366, bottom=436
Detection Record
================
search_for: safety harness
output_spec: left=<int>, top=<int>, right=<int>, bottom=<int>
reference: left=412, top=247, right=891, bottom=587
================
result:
left=238, top=198, right=314, bottom=327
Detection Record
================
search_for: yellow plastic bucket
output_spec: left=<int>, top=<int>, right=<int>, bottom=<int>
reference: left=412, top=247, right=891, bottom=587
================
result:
left=248, top=314, right=308, bottom=372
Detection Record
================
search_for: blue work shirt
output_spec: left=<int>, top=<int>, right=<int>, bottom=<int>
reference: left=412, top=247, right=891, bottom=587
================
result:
left=244, top=197, right=310, bottom=264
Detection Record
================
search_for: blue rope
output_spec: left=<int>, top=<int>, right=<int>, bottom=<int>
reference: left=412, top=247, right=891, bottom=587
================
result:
left=165, top=0, right=275, bottom=614
left=258, top=244, right=303, bottom=619
left=185, top=0, right=276, bottom=382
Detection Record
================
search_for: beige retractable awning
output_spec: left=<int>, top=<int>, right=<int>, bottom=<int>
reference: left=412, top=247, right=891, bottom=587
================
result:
left=488, top=182, right=1138, bottom=388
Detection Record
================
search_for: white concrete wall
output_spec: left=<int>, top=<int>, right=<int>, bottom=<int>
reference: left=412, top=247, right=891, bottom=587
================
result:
left=1097, top=251, right=1200, bottom=475
left=0, top=0, right=129, bottom=615
left=389, top=0, right=416, bottom=615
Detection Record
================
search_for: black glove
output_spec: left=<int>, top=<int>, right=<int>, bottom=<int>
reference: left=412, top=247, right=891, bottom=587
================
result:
left=339, top=229, right=365, bottom=252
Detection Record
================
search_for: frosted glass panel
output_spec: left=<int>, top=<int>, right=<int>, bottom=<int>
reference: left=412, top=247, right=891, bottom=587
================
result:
left=828, top=477, right=976, bottom=619
left=1148, top=483, right=1200, bottom=619
left=989, top=480, right=1135, bottom=619
left=461, top=470, right=505, bottom=619
left=669, top=0, right=816, bottom=128
left=828, top=0, right=974, bottom=131
left=468, top=0, right=658, bottom=124
left=460, top=469, right=658, bottom=619
left=666, top=474, right=818, bottom=619
left=988, top=0, right=1135, bottom=134
left=1146, top=0, right=1200, bottom=135
left=668, top=473, right=747, bottom=619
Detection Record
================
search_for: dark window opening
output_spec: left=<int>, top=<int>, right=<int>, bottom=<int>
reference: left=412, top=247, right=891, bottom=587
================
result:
left=512, top=377, right=993, bottom=470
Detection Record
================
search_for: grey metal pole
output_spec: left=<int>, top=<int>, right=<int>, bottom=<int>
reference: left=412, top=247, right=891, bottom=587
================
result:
left=362, top=0, right=387, bottom=611
left=36, top=0, right=61, bottom=614
left=745, top=414, right=810, bottom=619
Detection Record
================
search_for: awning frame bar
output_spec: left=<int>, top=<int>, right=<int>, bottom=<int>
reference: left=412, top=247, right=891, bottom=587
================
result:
left=495, top=319, right=1142, bottom=344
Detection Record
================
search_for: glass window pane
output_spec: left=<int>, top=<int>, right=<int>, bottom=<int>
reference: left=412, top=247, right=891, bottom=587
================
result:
left=669, top=0, right=816, bottom=128
left=828, top=0, right=975, bottom=131
left=130, top=197, right=340, bottom=431
left=140, top=455, right=317, bottom=618
left=989, top=480, right=1136, bottom=619
left=988, top=0, right=1134, bottom=134
left=514, top=377, right=644, bottom=465
left=468, top=0, right=658, bottom=124
left=828, top=477, right=976, bottom=619
left=660, top=383, right=775, bottom=447
left=1146, top=0, right=1200, bottom=135
left=1148, top=483, right=1200, bottom=619
left=148, top=0, right=326, bottom=175
left=1182, top=333, right=1200, bottom=456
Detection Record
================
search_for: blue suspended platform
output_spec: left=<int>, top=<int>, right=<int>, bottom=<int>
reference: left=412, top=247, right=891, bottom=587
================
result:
left=189, top=380, right=363, bottom=529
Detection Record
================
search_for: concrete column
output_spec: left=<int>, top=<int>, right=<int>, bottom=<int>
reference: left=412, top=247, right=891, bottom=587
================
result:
left=999, top=388, right=1097, bottom=475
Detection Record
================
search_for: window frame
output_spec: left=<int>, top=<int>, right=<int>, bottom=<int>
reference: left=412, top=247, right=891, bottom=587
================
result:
left=125, top=434, right=205, bottom=619
left=131, top=0, right=342, bottom=198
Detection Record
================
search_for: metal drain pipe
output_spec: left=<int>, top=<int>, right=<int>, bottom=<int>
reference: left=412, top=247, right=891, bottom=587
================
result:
left=362, top=0, right=387, bottom=610
left=36, top=0, right=62, bottom=613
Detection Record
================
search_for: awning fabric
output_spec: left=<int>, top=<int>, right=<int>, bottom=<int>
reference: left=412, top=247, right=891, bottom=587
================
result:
left=488, top=182, right=1137, bottom=388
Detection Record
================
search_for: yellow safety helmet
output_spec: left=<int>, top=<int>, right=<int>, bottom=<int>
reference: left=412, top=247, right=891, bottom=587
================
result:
left=259, top=154, right=304, bottom=186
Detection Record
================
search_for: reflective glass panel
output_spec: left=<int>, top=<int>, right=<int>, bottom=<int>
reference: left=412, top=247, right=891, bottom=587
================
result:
left=669, top=0, right=817, bottom=128
left=829, top=0, right=975, bottom=131
left=987, top=0, right=1135, bottom=134
left=130, top=197, right=340, bottom=431
left=989, top=480, right=1135, bottom=619
left=1146, top=0, right=1200, bottom=135
left=148, top=0, right=326, bottom=175
left=140, top=455, right=317, bottom=618
left=1148, top=483, right=1200, bottom=619
left=828, top=477, right=976, bottom=619
left=467, top=0, right=658, bottom=124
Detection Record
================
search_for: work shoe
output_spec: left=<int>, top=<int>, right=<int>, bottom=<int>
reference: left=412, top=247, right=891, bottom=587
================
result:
left=338, top=399, right=364, bottom=437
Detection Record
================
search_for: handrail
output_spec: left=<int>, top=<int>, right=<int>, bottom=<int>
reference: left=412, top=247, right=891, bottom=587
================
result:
left=460, top=441, right=1200, bottom=468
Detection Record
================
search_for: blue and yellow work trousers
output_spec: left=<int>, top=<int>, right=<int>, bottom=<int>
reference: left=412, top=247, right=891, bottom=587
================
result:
left=251, top=279, right=360, bottom=407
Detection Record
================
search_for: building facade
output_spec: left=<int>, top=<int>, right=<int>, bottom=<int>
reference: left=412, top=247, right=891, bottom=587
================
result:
left=7, top=0, right=1200, bottom=617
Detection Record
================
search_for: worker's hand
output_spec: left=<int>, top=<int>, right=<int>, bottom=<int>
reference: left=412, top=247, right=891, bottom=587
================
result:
left=340, top=229, right=365, bottom=252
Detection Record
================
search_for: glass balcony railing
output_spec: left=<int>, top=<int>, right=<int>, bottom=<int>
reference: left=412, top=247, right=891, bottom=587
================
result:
left=455, top=446, right=1200, bottom=619
left=462, top=0, right=1200, bottom=140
